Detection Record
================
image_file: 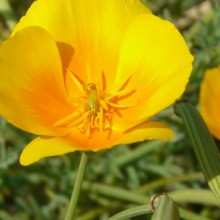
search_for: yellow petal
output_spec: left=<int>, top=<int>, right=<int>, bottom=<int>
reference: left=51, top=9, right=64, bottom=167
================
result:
left=13, top=0, right=150, bottom=42
left=20, top=136, right=76, bottom=166
left=200, top=65, right=220, bottom=139
left=20, top=130, right=122, bottom=165
left=20, top=121, right=173, bottom=166
left=0, top=27, right=72, bottom=136
left=113, top=14, right=193, bottom=131
left=12, top=0, right=151, bottom=88
left=120, top=121, right=173, bottom=144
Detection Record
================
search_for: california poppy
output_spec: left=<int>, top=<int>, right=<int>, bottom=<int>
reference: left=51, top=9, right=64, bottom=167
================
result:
left=0, top=0, right=193, bottom=165
left=200, top=65, right=220, bottom=139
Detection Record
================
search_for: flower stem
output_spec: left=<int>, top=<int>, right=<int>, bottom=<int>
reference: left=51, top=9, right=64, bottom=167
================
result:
left=65, top=152, right=88, bottom=220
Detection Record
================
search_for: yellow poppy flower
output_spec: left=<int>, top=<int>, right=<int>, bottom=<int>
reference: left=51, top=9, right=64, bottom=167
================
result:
left=0, top=0, right=193, bottom=165
left=200, top=65, right=220, bottom=139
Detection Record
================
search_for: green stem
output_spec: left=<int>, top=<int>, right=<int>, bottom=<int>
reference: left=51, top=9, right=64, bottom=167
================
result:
left=65, top=152, right=88, bottom=220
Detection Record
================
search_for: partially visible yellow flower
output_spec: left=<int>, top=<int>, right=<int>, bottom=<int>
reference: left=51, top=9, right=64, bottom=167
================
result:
left=0, top=0, right=193, bottom=165
left=200, top=65, right=220, bottom=139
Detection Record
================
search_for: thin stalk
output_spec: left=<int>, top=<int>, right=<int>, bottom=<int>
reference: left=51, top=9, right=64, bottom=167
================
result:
left=65, top=152, right=88, bottom=220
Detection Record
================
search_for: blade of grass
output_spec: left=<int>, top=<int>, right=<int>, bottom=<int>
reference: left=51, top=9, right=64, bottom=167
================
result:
left=83, top=181, right=149, bottom=204
left=108, top=204, right=152, bottom=220
left=115, top=140, right=165, bottom=167
left=169, top=189, right=219, bottom=206
left=137, top=172, right=204, bottom=193
left=179, top=208, right=211, bottom=220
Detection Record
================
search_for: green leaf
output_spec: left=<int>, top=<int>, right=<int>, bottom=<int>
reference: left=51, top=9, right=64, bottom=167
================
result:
left=174, top=102, right=220, bottom=204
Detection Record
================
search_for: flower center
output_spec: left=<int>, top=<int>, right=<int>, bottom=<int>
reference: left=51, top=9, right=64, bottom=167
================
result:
left=53, top=70, right=135, bottom=137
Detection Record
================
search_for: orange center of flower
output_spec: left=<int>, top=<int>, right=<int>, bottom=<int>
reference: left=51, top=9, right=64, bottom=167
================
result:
left=54, top=71, right=135, bottom=137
